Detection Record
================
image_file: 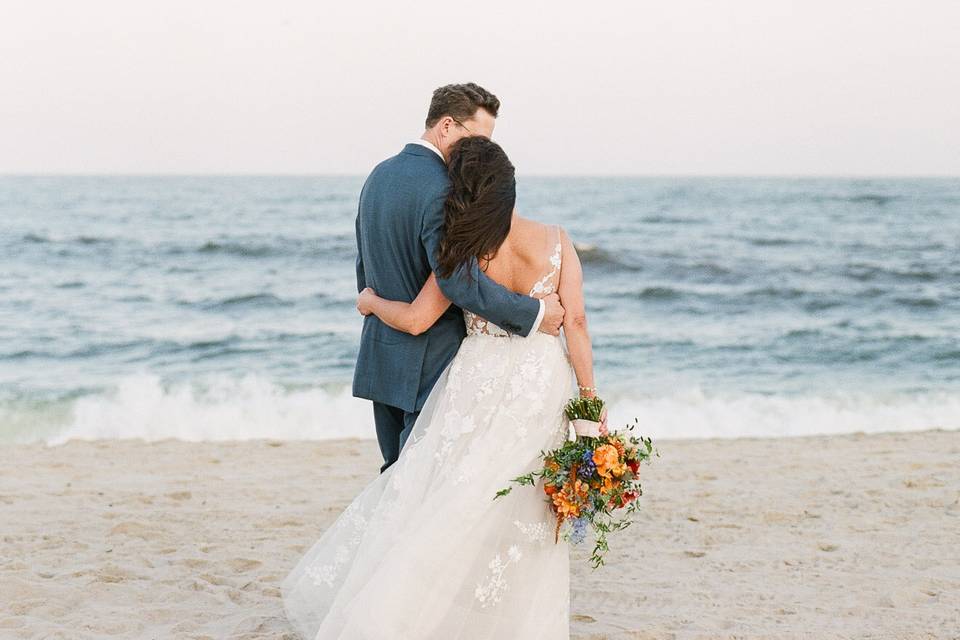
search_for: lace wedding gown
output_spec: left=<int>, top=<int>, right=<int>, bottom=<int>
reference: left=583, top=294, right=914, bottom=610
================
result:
left=282, top=233, right=573, bottom=639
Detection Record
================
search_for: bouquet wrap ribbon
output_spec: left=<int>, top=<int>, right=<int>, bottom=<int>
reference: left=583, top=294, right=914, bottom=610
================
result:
left=572, top=418, right=602, bottom=438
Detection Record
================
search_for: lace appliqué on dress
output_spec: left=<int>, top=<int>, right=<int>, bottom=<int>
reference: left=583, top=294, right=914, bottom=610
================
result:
left=474, top=544, right=523, bottom=608
left=513, top=519, right=549, bottom=544
left=529, top=241, right=562, bottom=297
left=304, top=500, right=368, bottom=587
left=464, top=309, right=511, bottom=337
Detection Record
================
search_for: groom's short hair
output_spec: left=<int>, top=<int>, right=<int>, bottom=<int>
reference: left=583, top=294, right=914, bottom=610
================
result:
left=425, top=83, right=500, bottom=128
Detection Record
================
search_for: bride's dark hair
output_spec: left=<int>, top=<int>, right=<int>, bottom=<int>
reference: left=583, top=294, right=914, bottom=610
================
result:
left=436, top=136, right=516, bottom=280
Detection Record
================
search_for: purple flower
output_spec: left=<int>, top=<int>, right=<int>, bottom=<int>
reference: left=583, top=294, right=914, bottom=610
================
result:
left=569, top=516, right=590, bottom=544
left=579, top=449, right=597, bottom=477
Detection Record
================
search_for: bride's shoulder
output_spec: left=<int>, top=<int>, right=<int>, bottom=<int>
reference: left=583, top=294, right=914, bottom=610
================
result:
left=513, top=215, right=557, bottom=236
left=512, top=216, right=574, bottom=250
left=521, top=216, right=573, bottom=242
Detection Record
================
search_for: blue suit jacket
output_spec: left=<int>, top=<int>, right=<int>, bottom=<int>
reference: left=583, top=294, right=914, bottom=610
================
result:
left=352, top=143, right=541, bottom=413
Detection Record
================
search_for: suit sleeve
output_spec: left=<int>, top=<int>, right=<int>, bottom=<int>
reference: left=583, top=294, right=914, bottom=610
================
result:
left=355, top=188, right=366, bottom=294
left=420, top=191, right=540, bottom=337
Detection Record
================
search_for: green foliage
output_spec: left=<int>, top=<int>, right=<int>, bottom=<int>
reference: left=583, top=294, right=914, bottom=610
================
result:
left=494, top=405, right=658, bottom=569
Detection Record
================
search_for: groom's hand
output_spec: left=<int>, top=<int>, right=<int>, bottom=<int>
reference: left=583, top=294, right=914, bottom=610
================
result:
left=538, top=293, right=565, bottom=336
left=357, top=287, right=376, bottom=316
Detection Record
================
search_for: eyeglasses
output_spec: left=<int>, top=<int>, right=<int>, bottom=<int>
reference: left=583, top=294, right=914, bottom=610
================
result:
left=451, top=117, right=475, bottom=135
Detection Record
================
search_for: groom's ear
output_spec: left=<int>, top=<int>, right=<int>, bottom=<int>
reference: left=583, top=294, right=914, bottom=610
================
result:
left=436, top=116, right=457, bottom=137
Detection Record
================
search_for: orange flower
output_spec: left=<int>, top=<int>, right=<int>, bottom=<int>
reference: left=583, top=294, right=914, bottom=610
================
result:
left=551, top=478, right=589, bottom=518
left=552, top=491, right=580, bottom=518
left=599, top=476, right=615, bottom=494
left=593, top=444, right=627, bottom=479
left=612, top=439, right=626, bottom=458
left=573, top=478, right=589, bottom=500
left=544, top=483, right=558, bottom=496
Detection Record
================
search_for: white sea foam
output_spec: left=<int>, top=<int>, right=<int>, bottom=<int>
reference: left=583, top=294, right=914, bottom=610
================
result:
left=608, top=387, right=960, bottom=440
left=20, top=373, right=960, bottom=446
left=43, top=373, right=372, bottom=445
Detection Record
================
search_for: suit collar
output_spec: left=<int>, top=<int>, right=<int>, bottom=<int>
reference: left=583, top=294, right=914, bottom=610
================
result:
left=401, top=143, right=446, bottom=166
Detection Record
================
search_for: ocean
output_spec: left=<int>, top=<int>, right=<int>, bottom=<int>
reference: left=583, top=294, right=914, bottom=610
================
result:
left=1, top=175, right=958, bottom=445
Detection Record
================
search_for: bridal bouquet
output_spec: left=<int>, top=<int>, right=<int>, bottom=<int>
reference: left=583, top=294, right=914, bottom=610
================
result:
left=495, top=397, right=656, bottom=568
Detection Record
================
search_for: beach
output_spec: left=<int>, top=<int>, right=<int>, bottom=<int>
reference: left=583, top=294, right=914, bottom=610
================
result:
left=1, top=430, right=957, bottom=639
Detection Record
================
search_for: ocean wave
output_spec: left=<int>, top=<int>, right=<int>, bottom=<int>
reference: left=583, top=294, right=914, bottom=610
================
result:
left=745, top=286, right=807, bottom=300
left=574, top=243, right=641, bottom=271
left=846, top=194, right=898, bottom=205
left=843, top=264, right=939, bottom=283
left=186, top=236, right=353, bottom=260
left=3, top=374, right=956, bottom=445
left=745, top=237, right=806, bottom=247
left=634, top=286, right=682, bottom=300
left=893, top=296, right=942, bottom=309
left=12, top=232, right=351, bottom=261
left=19, top=233, right=116, bottom=246
left=802, top=298, right=844, bottom=312
left=607, top=387, right=960, bottom=440
left=199, top=293, right=294, bottom=310
left=149, top=336, right=241, bottom=355
left=639, top=214, right=706, bottom=225
left=196, top=240, right=279, bottom=258
left=76, top=235, right=114, bottom=245
left=681, top=262, right=737, bottom=282
left=34, top=374, right=371, bottom=445
left=0, top=340, right=151, bottom=361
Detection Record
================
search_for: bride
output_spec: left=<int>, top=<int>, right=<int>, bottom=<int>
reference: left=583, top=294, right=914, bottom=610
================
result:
left=282, top=136, right=602, bottom=639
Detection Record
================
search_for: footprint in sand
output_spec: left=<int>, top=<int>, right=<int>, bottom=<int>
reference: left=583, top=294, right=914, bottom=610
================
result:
left=227, top=557, right=263, bottom=573
left=108, top=521, right=166, bottom=540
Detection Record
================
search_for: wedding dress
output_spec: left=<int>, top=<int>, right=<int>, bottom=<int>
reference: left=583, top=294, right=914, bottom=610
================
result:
left=282, top=231, right=573, bottom=639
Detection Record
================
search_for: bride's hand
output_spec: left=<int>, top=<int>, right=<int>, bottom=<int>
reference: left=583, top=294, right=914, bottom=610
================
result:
left=357, top=287, right=377, bottom=316
left=599, top=407, right=609, bottom=436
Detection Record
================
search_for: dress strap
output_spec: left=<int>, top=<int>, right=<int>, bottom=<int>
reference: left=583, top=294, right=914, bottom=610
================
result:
left=529, top=225, right=563, bottom=297
left=550, top=225, right=562, bottom=289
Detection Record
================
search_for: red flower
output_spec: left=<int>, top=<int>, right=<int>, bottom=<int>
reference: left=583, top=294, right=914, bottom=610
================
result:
left=614, top=490, right=638, bottom=508
left=627, top=459, right=640, bottom=475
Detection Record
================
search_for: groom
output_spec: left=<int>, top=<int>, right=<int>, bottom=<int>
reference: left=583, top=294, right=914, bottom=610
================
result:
left=353, top=83, right=566, bottom=473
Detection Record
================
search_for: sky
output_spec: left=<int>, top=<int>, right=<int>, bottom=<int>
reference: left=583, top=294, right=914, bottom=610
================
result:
left=1, top=1, right=958, bottom=175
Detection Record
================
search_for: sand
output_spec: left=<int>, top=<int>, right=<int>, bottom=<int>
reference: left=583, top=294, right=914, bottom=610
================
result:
left=1, top=430, right=958, bottom=639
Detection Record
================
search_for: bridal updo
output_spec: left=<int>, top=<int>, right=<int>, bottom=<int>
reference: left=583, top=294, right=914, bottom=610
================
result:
left=436, top=136, right=516, bottom=280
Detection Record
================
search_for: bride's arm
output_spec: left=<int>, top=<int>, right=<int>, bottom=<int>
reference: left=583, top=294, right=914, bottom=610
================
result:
left=356, top=273, right=452, bottom=336
left=557, top=228, right=595, bottom=393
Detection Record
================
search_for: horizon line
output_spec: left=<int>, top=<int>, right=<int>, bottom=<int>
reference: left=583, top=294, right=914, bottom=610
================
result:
left=2, top=172, right=959, bottom=179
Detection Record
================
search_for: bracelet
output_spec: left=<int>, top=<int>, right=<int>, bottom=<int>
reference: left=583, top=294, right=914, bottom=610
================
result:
left=578, top=385, right=598, bottom=394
